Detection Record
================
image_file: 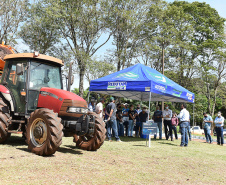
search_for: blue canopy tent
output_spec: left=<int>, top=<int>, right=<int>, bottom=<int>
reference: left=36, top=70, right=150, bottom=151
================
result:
left=90, top=63, right=195, bottom=104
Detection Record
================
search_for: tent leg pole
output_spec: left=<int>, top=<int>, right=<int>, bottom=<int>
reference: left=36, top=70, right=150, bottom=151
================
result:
left=193, top=103, right=195, bottom=126
left=148, top=91, right=152, bottom=120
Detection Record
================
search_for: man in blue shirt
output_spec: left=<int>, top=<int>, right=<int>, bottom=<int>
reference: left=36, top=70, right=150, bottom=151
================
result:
left=214, top=111, right=224, bottom=146
left=203, top=113, right=213, bottom=144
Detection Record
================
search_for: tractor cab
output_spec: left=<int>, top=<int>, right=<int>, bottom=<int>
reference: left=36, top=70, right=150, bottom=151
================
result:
left=1, top=53, right=63, bottom=115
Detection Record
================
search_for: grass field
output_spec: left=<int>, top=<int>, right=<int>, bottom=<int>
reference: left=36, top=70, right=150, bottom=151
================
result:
left=0, top=134, right=225, bottom=185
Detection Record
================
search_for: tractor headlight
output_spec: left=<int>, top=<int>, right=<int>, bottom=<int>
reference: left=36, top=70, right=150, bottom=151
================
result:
left=67, top=107, right=88, bottom=114
left=81, top=108, right=89, bottom=113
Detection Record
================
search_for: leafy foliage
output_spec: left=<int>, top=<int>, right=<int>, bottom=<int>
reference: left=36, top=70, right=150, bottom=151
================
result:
left=0, top=0, right=28, bottom=45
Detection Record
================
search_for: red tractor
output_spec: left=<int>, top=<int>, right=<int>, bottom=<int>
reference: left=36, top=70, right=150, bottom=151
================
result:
left=0, top=51, right=106, bottom=156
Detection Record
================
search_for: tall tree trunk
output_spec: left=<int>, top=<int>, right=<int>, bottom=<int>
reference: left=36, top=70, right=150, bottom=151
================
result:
left=210, top=86, right=218, bottom=135
left=211, top=87, right=218, bottom=118
left=78, top=64, right=85, bottom=97
left=206, top=83, right=211, bottom=114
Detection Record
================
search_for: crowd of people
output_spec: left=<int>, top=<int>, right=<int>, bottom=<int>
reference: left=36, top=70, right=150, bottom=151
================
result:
left=88, top=97, right=225, bottom=146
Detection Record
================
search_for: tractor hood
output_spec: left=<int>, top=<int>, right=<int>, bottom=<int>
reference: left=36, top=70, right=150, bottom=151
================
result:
left=37, top=87, right=88, bottom=114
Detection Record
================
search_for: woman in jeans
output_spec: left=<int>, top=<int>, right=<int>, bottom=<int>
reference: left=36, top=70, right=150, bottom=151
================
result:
left=128, top=105, right=136, bottom=137
left=171, top=112, right=179, bottom=140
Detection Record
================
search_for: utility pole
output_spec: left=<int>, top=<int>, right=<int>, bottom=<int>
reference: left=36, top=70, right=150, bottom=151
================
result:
left=162, top=41, right=164, bottom=111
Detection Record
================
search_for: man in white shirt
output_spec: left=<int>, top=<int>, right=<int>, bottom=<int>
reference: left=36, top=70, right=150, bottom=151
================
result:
left=163, top=104, right=173, bottom=141
left=214, top=111, right=224, bottom=145
left=95, top=98, right=104, bottom=118
left=177, top=103, right=190, bottom=147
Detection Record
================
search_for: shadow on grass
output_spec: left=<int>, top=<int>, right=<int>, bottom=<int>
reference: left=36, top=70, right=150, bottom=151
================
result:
left=158, top=141, right=178, bottom=146
left=118, top=137, right=147, bottom=142
left=133, top=145, right=147, bottom=147
left=17, top=146, right=83, bottom=156
left=58, top=146, right=83, bottom=155
left=17, top=148, right=61, bottom=158
left=4, top=135, right=26, bottom=147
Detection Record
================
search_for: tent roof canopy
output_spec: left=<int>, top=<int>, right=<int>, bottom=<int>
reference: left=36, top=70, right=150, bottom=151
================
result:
left=90, top=63, right=195, bottom=103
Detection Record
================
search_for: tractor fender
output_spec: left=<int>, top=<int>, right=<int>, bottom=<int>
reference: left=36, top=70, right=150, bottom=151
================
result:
left=0, top=85, right=10, bottom=94
left=0, top=85, right=14, bottom=111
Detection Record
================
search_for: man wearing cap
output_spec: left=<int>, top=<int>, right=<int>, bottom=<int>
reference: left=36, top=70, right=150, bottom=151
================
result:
left=214, top=111, right=224, bottom=146
left=96, top=98, right=105, bottom=119
left=203, top=112, right=213, bottom=144
left=88, top=97, right=96, bottom=112
left=106, top=97, right=121, bottom=142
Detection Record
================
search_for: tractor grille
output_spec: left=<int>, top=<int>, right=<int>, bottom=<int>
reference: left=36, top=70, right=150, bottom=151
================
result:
left=59, top=99, right=88, bottom=118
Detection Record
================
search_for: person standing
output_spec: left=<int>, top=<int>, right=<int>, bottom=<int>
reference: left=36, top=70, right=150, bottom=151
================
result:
left=116, top=104, right=124, bottom=136
left=128, top=105, right=136, bottom=137
left=203, top=112, right=213, bottom=144
left=177, top=103, right=190, bottom=147
left=122, top=103, right=129, bottom=136
left=163, top=104, right=173, bottom=140
left=171, top=112, right=179, bottom=140
left=135, top=104, right=142, bottom=137
left=88, top=97, right=96, bottom=112
left=138, top=107, right=148, bottom=137
left=153, top=106, right=163, bottom=140
left=95, top=98, right=104, bottom=118
left=214, top=111, right=224, bottom=146
left=106, top=97, right=121, bottom=142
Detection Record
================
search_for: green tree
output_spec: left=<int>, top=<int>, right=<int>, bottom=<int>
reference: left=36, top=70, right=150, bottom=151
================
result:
left=19, top=2, right=61, bottom=54
left=142, top=0, right=176, bottom=72
left=85, top=59, right=116, bottom=84
left=107, top=0, right=149, bottom=71
left=0, top=0, right=28, bottom=45
left=41, top=0, right=112, bottom=97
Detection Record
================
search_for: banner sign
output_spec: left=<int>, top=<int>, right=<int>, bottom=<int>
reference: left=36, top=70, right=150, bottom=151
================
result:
left=142, top=120, right=158, bottom=135
left=107, top=82, right=127, bottom=90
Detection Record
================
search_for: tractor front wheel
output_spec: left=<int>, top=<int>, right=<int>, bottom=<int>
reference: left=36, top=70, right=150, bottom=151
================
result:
left=26, top=108, right=63, bottom=156
left=73, top=112, right=106, bottom=151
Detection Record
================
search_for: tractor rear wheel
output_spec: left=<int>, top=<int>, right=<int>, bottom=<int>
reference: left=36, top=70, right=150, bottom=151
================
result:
left=0, top=98, right=11, bottom=143
left=26, top=108, right=63, bottom=156
left=73, top=112, right=106, bottom=151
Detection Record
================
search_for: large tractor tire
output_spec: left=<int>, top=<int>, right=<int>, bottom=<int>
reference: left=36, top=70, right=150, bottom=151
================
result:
left=0, top=98, right=11, bottom=143
left=73, top=112, right=106, bottom=151
left=26, top=108, right=63, bottom=156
